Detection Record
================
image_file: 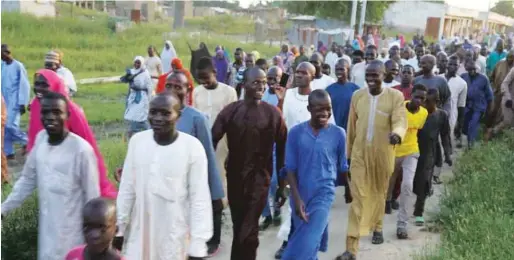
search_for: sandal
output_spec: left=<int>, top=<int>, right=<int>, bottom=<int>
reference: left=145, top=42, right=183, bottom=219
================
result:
left=335, top=251, right=357, bottom=260
left=396, top=227, right=408, bottom=239
left=371, top=231, right=384, bottom=244
left=415, top=216, right=425, bottom=226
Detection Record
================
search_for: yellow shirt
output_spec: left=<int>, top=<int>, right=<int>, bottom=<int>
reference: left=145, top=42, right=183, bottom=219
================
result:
left=395, top=102, right=428, bottom=157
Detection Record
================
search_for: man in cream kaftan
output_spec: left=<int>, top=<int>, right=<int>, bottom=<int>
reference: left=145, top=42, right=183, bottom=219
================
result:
left=1, top=131, right=100, bottom=260
left=344, top=84, right=407, bottom=256
left=116, top=130, right=213, bottom=259
left=193, top=61, right=238, bottom=206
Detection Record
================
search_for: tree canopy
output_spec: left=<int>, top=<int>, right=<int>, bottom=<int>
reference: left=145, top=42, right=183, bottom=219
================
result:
left=490, top=0, right=514, bottom=18
left=280, top=1, right=393, bottom=23
left=193, top=1, right=240, bottom=10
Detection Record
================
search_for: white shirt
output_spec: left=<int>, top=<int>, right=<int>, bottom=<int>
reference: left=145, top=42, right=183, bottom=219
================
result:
left=382, top=80, right=401, bottom=88
left=312, top=74, right=336, bottom=90
left=2, top=132, right=100, bottom=260
left=351, top=62, right=367, bottom=88
left=282, top=86, right=335, bottom=130
left=325, top=52, right=339, bottom=78
left=57, top=66, right=77, bottom=93
left=193, top=82, right=237, bottom=128
left=117, top=130, right=212, bottom=259
left=447, top=75, right=468, bottom=130
left=145, top=56, right=162, bottom=78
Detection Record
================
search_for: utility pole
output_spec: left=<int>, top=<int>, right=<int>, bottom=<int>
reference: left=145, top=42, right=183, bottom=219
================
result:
left=350, top=0, right=358, bottom=40
left=359, top=0, right=367, bottom=36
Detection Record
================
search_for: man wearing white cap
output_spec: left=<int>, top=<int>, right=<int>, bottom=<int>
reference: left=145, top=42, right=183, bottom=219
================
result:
left=474, top=44, right=487, bottom=75
left=44, top=50, right=77, bottom=96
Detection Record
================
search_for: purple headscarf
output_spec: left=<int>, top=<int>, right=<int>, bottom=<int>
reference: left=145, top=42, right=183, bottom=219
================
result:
left=213, top=50, right=229, bottom=84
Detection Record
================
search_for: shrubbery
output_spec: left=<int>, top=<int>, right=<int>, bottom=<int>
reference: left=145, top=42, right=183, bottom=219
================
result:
left=419, top=132, right=514, bottom=260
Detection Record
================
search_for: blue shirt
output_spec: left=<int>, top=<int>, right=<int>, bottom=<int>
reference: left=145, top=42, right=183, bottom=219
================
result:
left=285, top=122, right=348, bottom=209
left=176, top=106, right=225, bottom=200
left=486, top=51, right=507, bottom=75
left=325, top=82, right=360, bottom=130
left=461, top=73, right=493, bottom=112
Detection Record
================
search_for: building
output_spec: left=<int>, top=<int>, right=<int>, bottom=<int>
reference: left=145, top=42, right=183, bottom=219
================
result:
left=287, top=15, right=353, bottom=47
left=1, top=0, right=56, bottom=17
left=383, top=1, right=514, bottom=40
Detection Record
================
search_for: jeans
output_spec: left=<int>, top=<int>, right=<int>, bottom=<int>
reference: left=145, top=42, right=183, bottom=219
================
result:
left=262, top=145, right=278, bottom=218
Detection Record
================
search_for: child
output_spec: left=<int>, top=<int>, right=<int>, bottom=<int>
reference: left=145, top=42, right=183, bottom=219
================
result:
left=413, top=88, right=452, bottom=226
left=65, top=198, right=124, bottom=260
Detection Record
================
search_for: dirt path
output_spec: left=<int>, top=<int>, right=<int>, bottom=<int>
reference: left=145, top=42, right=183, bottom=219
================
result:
left=212, top=164, right=453, bottom=260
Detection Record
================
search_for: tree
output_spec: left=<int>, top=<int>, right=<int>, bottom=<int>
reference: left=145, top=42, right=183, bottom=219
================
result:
left=491, top=0, right=514, bottom=18
left=280, top=1, right=393, bottom=23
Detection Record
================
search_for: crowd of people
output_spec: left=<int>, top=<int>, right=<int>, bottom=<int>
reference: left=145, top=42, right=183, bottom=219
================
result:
left=1, top=28, right=514, bottom=260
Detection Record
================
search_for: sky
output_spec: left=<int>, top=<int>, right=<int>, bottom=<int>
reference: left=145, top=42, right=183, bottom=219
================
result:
left=238, top=0, right=500, bottom=11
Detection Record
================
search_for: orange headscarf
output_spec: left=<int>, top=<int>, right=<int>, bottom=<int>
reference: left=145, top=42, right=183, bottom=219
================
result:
left=156, top=58, right=194, bottom=105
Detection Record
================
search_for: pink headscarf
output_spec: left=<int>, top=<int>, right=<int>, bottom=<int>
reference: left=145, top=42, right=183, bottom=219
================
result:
left=27, top=69, right=117, bottom=198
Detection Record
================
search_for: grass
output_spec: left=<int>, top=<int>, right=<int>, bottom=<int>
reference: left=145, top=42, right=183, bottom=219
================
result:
left=185, top=14, right=256, bottom=36
left=1, top=11, right=277, bottom=79
left=417, top=132, right=514, bottom=260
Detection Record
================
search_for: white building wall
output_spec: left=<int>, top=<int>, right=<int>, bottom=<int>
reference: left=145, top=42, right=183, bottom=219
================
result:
left=383, top=1, right=446, bottom=32
left=1, top=0, right=55, bottom=17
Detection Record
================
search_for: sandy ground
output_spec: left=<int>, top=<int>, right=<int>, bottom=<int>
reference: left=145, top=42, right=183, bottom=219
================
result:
left=211, top=164, right=452, bottom=260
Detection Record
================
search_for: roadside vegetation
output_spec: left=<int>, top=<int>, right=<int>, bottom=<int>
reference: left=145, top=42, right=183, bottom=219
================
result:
left=418, top=132, right=514, bottom=260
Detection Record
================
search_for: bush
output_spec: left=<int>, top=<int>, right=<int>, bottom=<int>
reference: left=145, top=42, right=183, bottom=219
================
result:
left=419, top=132, right=514, bottom=260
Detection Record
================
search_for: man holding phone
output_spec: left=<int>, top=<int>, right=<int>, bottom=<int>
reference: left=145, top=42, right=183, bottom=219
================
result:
left=259, top=66, right=286, bottom=231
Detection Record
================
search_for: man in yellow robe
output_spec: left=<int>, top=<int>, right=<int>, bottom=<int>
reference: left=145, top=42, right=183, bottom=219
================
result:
left=336, top=60, right=407, bottom=260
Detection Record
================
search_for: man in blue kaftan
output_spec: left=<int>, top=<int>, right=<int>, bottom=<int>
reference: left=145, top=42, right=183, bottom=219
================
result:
left=281, top=90, right=349, bottom=260
left=461, top=60, right=493, bottom=148
left=1, top=44, right=30, bottom=158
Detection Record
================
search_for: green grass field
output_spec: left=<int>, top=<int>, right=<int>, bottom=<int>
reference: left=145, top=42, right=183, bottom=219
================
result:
left=1, top=11, right=277, bottom=79
left=417, top=132, right=514, bottom=260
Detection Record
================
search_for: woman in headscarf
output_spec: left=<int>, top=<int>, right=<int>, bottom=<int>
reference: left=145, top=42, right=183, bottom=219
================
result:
left=155, top=58, right=194, bottom=105
left=213, top=50, right=230, bottom=85
left=123, top=56, right=153, bottom=139
left=27, top=69, right=117, bottom=198
left=161, top=40, right=177, bottom=73
left=215, top=45, right=231, bottom=64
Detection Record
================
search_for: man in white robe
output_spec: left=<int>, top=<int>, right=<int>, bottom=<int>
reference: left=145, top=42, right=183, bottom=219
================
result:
left=44, top=50, right=78, bottom=96
left=1, top=92, right=100, bottom=260
left=310, top=53, right=336, bottom=90
left=115, top=94, right=213, bottom=260
left=193, top=57, right=238, bottom=206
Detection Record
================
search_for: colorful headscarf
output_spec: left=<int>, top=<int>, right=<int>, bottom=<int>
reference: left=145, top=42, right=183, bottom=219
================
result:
left=156, top=58, right=194, bottom=105
left=27, top=69, right=117, bottom=198
left=213, top=50, right=229, bottom=84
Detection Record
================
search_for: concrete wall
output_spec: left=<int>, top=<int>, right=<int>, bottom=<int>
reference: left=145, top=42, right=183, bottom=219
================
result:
left=383, top=1, right=445, bottom=32
left=2, top=0, right=56, bottom=17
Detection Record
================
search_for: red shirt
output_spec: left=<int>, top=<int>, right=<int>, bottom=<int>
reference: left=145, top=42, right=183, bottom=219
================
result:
left=393, top=84, right=413, bottom=100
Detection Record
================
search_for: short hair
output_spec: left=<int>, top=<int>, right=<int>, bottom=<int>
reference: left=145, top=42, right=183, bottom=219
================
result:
left=353, top=50, right=364, bottom=57
left=322, top=63, right=331, bottom=69
left=196, top=57, right=214, bottom=71
left=415, top=43, right=425, bottom=49
left=367, top=45, right=378, bottom=51
left=385, top=59, right=398, bottom=67
left=235, top=47, right=243, bottom=52
left=308, top=89, right=330, bottom=105
left=449, top=55, right=459, bottom=62
left=41, top=91, right=68, bottom=107
left=256, top=58, right=267, bottom=67
left=403, top=64, right=414, bottom=71
left=427, top=88, right=439, bottom=98
left=412, top=83, right=428, bottom=93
